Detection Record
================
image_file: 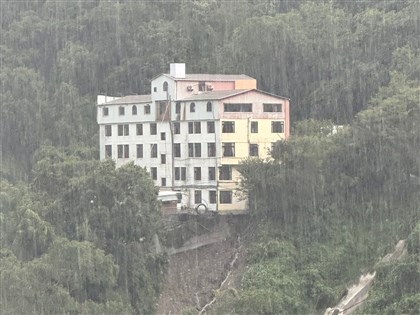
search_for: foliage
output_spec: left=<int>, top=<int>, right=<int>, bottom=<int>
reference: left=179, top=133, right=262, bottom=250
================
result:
left=1, top=147, right=166, bottom=314
left=1, top=0, right=420, bottom=178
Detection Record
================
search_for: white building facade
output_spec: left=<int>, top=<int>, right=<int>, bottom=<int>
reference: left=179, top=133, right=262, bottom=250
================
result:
left=97, top=64, right=290, bottom=213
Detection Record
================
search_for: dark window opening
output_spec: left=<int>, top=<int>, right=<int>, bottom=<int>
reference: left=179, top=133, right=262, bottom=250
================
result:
left=161, top=178, right=166, bottom=186
left=188, top=143, right=201, bottom=157
left=222, top=143, right=235, bottom=157
left=174, top=167, right=185, bottom=181
left=190, top=102, right=195, bottom=112
left=251, top=121, right=258, bottom=133
left=118, top=124, right=129, bottom=136
left=272, top=121, right=284, bottom=133
left=151, top=167, right=157, bottom=180
left=173, top=122, right=180, bottom=134
left=207, top=101, right=212, bottom=112
left=102, top=107, right=109, bottom=116
left=136, top=123, right=143, bottom=135
left=199, top=81, right=206, bottom=92
left=173, top=143, right=181, bottom=158
left=144, top=104, right=151, bottom=114
left=194, top=190, right=202, bottom=204
left=263, top=103, right=282, bottom=112
left=194, top=167, right=201, bottom=180
left=132, top=105, right=137, bottom=115
left=151, top=144, right=158, bottom=158
left=208, top=143, right=216, bottom=157
left=118, top=144, right=129, bottom=158
left=249, top=144, right=259, bottom=157
left=219, top=165, right=232, bottom=180
left=105, top=125, right=112, bottom=137
left=220, top=191, right=232, bottom=204
left=207, top=121, right=215, bottom=133
left=224, top=103, right=252, bottom=112
left=208, top=167, right=216, bottom=180
left=222, top=121, right=235, bottom=133
left=175, top=102, right=181, bottom=114
left=163, top=81, right=168, bottom=92
left=161, top=154, right=166, bottom=164
left=161, top=132, right=166, bottom=140
left=105, top=145, right=112, bottom=158
left=119, top=106, right=125, bottom=115
left=137, top=144, right=143, bottom=158
left=209, top=191, right=217, bottom=204
left=150, top=123, right=157, bottom=135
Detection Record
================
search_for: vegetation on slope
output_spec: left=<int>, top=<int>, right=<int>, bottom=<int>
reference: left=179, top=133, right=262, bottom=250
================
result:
left=1, top=1, right=419, bottom=314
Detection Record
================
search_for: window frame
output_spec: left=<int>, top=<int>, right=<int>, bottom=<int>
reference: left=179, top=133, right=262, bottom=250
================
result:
left=219, top=191, right=232, bottom=204
left=271, top=121, right=285, bottom=133
left=222, top=142, right=235, bottom=157
left=222, top=121, right=235, bottom=133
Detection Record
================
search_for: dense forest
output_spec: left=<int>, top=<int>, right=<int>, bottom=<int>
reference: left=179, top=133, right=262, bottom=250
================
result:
left=1, top=0, right=419, bottom=314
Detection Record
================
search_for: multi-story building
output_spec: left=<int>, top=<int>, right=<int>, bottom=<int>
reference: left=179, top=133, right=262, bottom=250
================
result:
left=97, top=63, right=290, bottom=213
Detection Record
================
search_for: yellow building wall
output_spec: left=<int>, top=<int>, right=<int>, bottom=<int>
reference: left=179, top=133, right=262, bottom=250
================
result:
left=217, top=119, right=286, bottom=212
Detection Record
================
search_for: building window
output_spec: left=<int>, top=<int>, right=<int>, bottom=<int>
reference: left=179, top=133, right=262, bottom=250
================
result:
left=219, top=165, right=232, bottom=180
left=118, top=124, right=129, bottom=136
left=105, top=125, right=112, bottom=137
left=163, top=81, right=168, bottom=92
left=222, top=143, right=235, bottom=157
left=161, top=154, right=166, bottom=164
left=105, top=145, right=112, bottom=158
left=199, top=81, right=206, bottom=92
left=102, top=107, right=109, bottom=116
left=173, top=122, right=180, bottom=134
left=263, top=103, right=282, bottom=112
left=150, top=123, right=157, bottom=135
left=251, top=121, right=258, bottom=133
left=208, top=167, right=216, bottom=180
left=249, top=144, right=259, bottom=157
left=209, top=191, right=217, bottom=204
left=151, top=144, right=158, bottom=158
left=194, top=190, right=202, bottom=204
left=117, top=144, right=129, bottom=159
left=220, top=191, right=232, bottom=204
left=222, top=121, right=235, bottom=133
left=272, top=121, right=284, bottom=133
left=136, top=123, right=143, bottom=135
left=137, top=144, right=143, bottom=158
left=161, top=132, right=166, bottom=140
left=175, top=102, right=181, bottom=114
left=190, top=102, right=195, bottom=112
left=173, top=143, right=181, bottom=158
left=208, top=143, right=216, bottom=157
left=207, top=121, right=215, bottom=133
left=153, top=87, right=157, bottom=92
left=150, top=167, right=157, bottom=180
left=188, top=122, right=201, bottom=134
left=206, top=102, right=212, bottom=112
left=132, top=105, right=137, bottom=115
left=175, top=167, right=186, bottom=181
left=161, top=178, right=166, bottom=186
left=194, top=167, right=201, bottom=180
left=224, top=103, right=252, bottom=112
left=119, top=106, right=125, bottom=115
left=144, top=104, right=151, bottom=114
left=188, top=143, right=201, bottom=157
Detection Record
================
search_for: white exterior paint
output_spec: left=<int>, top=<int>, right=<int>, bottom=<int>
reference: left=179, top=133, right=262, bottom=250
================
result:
left=97, top=64, right=290, bottom=213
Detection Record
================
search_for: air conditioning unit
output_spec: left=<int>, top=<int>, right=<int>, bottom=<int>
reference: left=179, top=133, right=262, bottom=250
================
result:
left=207, top=84, right=213, bottom=91
left=187, top=86, right=194, bottom=92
